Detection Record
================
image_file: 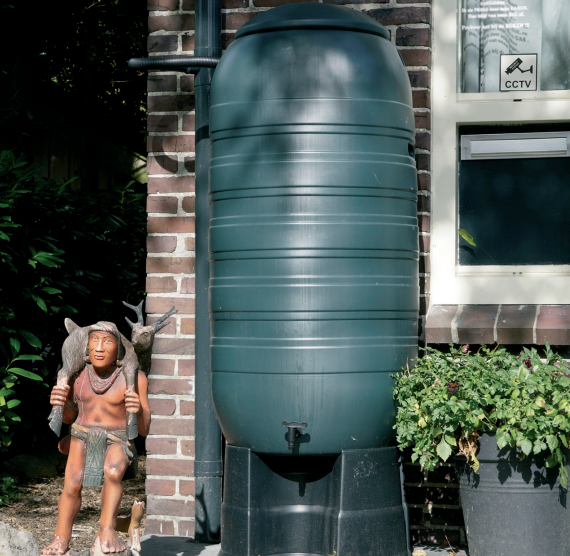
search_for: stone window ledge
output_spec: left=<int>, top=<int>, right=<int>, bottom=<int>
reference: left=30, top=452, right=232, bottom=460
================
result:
left=425, top=305, right=570, bottom=345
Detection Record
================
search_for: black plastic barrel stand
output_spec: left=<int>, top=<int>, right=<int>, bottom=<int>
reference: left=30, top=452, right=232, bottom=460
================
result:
left=221, top=445, right=409, bottom=556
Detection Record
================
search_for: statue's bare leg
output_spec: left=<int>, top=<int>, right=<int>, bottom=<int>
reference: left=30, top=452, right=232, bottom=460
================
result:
left=98, top=443, right=129, bottom=553
left=115, top=500, right=144, bottom=552
left=42, top=438, right=85, bottom=555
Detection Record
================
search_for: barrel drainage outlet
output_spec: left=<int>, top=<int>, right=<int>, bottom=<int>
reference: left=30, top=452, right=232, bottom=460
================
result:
left=282, top=421, right=307, bottom=450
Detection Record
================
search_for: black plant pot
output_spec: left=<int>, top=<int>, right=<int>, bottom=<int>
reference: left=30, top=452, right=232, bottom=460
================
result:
left=456, top=432, right=570, bottom=556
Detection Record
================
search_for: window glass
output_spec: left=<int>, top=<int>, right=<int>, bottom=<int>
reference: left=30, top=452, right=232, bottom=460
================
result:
left=460, top=0, right=570, bottom=92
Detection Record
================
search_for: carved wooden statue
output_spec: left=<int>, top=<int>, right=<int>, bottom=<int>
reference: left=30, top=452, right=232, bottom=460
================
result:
left=43, top=302, right=175, bottom=556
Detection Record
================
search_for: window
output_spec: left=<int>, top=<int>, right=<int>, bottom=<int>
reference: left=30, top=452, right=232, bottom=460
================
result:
left=431, top=0, right=570, bottom=305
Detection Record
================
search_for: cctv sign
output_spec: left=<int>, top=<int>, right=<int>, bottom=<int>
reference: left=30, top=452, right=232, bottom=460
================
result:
left=500, top=54, right=537, bottom=92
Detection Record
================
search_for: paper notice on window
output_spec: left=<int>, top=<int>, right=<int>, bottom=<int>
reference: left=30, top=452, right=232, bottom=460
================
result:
left=460, top=0, right=570, bottom=92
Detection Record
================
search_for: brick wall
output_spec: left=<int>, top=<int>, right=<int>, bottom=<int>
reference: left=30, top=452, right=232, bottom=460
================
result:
left=145, top=0, right=432, bottom=537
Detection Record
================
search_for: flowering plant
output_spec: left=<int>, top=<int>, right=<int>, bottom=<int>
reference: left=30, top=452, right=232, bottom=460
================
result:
left=393, top=343, right=570, bottom=487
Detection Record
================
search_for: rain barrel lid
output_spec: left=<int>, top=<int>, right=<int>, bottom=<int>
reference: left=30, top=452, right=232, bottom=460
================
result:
left=235, top=3, right=390, bottom=40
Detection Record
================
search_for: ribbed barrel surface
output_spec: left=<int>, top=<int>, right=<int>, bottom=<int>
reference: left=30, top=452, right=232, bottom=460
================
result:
left=209, top=3, right=418, bottom=454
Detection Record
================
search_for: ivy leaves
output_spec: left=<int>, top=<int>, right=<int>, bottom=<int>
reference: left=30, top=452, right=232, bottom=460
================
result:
left=393, top=343, right=570, bottom=487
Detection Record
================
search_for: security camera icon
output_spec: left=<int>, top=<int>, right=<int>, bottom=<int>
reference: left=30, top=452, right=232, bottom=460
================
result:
left=505, top=58, right=533, bottom=75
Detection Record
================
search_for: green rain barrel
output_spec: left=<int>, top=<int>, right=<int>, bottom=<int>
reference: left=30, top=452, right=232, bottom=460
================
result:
left=209, top=3, right=418, bottom=455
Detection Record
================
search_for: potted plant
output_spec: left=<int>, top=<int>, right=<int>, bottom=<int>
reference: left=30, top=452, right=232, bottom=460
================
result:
left=393, top=343, right=570, bottom=556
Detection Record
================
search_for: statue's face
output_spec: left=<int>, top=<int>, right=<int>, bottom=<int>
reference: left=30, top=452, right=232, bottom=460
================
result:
left=88, top=331, right=118, bottom=371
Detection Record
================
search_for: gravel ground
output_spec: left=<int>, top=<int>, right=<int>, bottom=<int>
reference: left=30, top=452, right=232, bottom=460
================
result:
left=0, top=454, right=147, bottom=554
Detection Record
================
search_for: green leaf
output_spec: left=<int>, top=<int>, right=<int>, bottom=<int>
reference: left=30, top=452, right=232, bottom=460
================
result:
left=41, top=287, right=62, bottom=294
left=8, top=368, right=43, bottom=381
left=520, top=439, right=532, bottom=456
left=6, top=399, right=20, bottom=409
left=31, top=294, right=47, bottom=312
left=18, top=330, right=41, bottom=348
left=9, top=337, right=20, bottom=357
left=0, top=390, right=14, bottom=397
left=436, top=437, right=453, bottom=461
left=13, top=355, right=42, bottom=361
left=458, top=229, right=477, bottom=247
left=445, top=434, right=457, bottom=446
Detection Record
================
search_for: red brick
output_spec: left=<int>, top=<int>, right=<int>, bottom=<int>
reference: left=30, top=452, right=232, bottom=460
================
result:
left=147, top=296, right=195, bottom=314
left=181, top=196, right=195, bottom=213
left=147, top=155, right=178, bottom=175
left=457, top=305, right=499, bottom=345
left=416, top=153, right=430, bottom=171
left=147, top=457, right=194, bottom=477
left=146, top=479, right=176, bottom=496
left=182, top=0, right=194, bottom=9
left=417, top=173, right=430, bottom=191
left=147, top=498, right=195, bottom=517
left=184, top=157, right=196, bottom=173
left=147, top=315, right=176, bottom=335
left=536, top=306, right=570, bottom=345
left=181, top=318, right=195, bottom=334
left=419, top=254, right=430, bottom=274
left=397, top=28, right=431, bottom=47
left=223, top=0, right=247, bottom=6
left=149, top=377, right=194, bottom=396
left=148, top=74, right=177, bottom=92
left=408, top=70, right=430, bottom=88
left=425, top=305, right=457, bottom=344
left=148, top=176, right=195, bottom=194
left=417, top=194, right=430, bottom=213
left=419, top=233, right=430, bottom=253
left=222, top=32, right=235, bottom=50
left=184, top=238, right=195, bottom=252
left=178, top=360, right=195, bottom=376
left=149, top=418, right=195, bottom=435
left=153, top=337, right=195, bottom=356
left=148, top=35, right=178, bottom=53
left=180, top=75, right=195, bottom=93
left=418, top=214, right=430, bottom=232
left=254, top=0, right=317, bottom=5
left=148, top=377, right=194, bottom=395
left=179, top=521, right=195, bottom=537
left=149, top=399, right=177, bottom=416
left=182, top=34, right=195, bottom=52
left=182, top=115, right=195, bottom=132
left=148, top=95, right=195, bottom=113
left=181, top=277, right=195, bottom=294
left=146, top=276, right=177, bottom=293
left=496, top=305, right=536, bottom=345
left=222, top=12, right=258, bottom=30
left=415, top=112, right=431, bottom=129
left=148, top=0, right=179, bottom=9
left=149, top=14, right=195, bottom=32
left=180, top=400, right=195, bottom=415
left=399, top=49, right=430, bottom=67
left=147, top=236, right=177, bottom=253
left=179, top=480, right=195, bottom=496
left=148, top=115, right=178, bottom=132
left=367, top=7, right=429, bottom=25
left=147, top=196, right=178, bottom=213
left=148, top=135, right=195, bottom=153
left=148, top=217, right=195, bottom=234
left=180, top=439, right=195, bottom=456
left=150, top=358, right=176, bottom=376
left=145, top=519, right=174, bottom=536
left=413, top=90, right=431, bottom=109
left=147, top=257, right=195, bottom=274
left=147, top=437, right=178, bottom=455
left=415, top=131, right=430, bottom=150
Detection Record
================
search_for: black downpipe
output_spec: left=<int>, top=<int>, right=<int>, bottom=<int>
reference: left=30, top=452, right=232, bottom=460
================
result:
left=193, top=0, right=223, bottom=544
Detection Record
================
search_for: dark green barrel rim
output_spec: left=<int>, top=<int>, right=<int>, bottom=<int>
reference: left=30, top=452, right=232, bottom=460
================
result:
left=235, top=4, right=390, bottom=40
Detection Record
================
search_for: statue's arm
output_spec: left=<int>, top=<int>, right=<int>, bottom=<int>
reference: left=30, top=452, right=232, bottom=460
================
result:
left=136, top=371, right=151, bottom=437
left=50, top=378, right=78, bottom=424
